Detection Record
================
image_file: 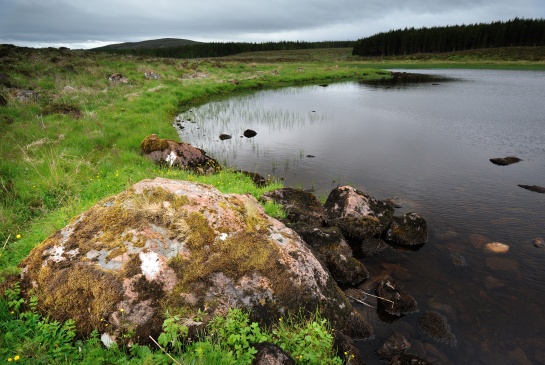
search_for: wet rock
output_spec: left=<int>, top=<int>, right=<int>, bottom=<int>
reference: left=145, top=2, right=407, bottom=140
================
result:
left=490, top=156, right=522, bottom=166
left=333, top=331, right=365, bottom=365
left=262, top=188, right=326, bottom=226
left=449, top=251, right=469, bottom=267
left=143, top=69, right=161, bottom=80
left=140, top=134, right=220, bottom=173
left=376, top=275, right=418, bottom=316
left=219, top=133, right=232, bottom=140
left=433, top=226, right=458, bottom=241
left=483, top=242, right=509, bottom=254
left=291, top=225, right=369, bottom=286
left=361, top=237, right=392, bottom=257
left=253, top=342, right=295, bottom=365
left=468, top=233, right=489, bottom=250
left=389, top=353, right=431, bottom=365
left=108, top=73, right=129, bottom=84
left=533, top=237, right=544, bottom=248
left=417, top=311, right=457, bottom=347
left=384, top=213, right=428, bottom=247
left=19, top=178, right=355, bottom=345
left=324, top=186, right=394, bottom=241
left=518, top=184, right=545, bottom=194
left=376, top=332, right=411, bottom=360
left=243, top=129, right=257, bottom=138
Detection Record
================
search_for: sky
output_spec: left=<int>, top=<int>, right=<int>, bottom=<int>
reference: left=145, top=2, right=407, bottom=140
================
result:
left=0, top=0, right=544, bottom=49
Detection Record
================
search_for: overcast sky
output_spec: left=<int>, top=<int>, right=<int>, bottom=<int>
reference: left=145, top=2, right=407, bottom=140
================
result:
left=1, top=0, right=543, bottom=49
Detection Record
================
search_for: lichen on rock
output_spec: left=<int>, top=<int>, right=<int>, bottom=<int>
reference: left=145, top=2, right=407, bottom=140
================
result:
left=19, top=177, right=360, bottom=345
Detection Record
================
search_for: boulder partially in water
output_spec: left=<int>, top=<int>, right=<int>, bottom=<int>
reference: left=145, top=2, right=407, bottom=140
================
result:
left=384, top=212, right=428, bottom=247
left=417, top=311, right=457, bottom=347
left=324, top=186, right=394, bottom=241
left=376, top=275, right=418, bottom=317
left=19, top=178, right=361, bottom=344
left=376, top=332, right=411, bottom=360
left=490, top=156, right=522, bottom=166
left=518, top=184, right=545, bottom=194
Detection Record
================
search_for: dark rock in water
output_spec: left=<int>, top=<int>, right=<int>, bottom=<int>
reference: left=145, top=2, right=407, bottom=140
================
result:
left=341, top=311, right=373, bottom=340
left=448, top=251, right=469, bottom=267
left=518, top=184, right=545, bottom=194
left=533, top=237, right=545, bottom=248
left=140, top=134, right=220, bottom=173
left=325, top=186, right=394, bottom=241
left=306, top=154, right=315, bottom=158
left=319, top=84, right=328, bottom=87
left=262, top=188, right=326, bottom=226
left=361, top=237, right=392, bottom=257
left=293, top=224, right=369, bottom=286
left=376, top=275, right=418, bottom=316
left=490, top=156, right=522, bottom=166
left=243, top=129, right=257, bottom=138
left=389, top=353, right=432, bottom=365
left=333, top=331, right=365, bottom=365
left=417, top=311, right=457, bottom=347
left=253, top=342, right=295, bottom=365
left=384, top=212, right=428, bottom=247
left=238, top=170, right=269, bottom=187
left=219, top=133, right=232, bottom=140
left=376, top=332, right=411, bottom=360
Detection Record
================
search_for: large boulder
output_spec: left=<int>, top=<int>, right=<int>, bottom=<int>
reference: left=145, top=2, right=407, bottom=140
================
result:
left=324, top=186, right=394, bottom=242
left=19, top=178, right=360, bottom=345
left=140, top=134, right=220, bottom=173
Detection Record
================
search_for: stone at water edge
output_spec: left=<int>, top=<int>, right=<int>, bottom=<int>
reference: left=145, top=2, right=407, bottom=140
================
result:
left=489, top=156, right=522, bottom=166
left=376, top=332, right=411, bottom=360
left=384, top=212, right=428, bottom=247
left=18, top=178, right=365, bottom=345
left=376, top=275, right=418, bottom=316
left=243, top=129, right=257, bottom=138
left=533, top=237, right=545, bottom=248
left=417, top=311, right=457, bottom=347
left=324, top=185, right=394, bottom=241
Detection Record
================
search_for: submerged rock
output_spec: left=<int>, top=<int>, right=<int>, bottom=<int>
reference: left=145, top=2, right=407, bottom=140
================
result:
left=483, top=242, right=509, bottom=254
left=219, top=133, right=232, bottom=140
left=19, top=178, right=359, bottom=344
left=376, top=332, right=411, bottom=360
left=376, top=275, right=418, bottom=316
left=140, top=134, right=220, bottom=173
left=389, top=353, right=432, bottom=365
left=417, top=311, right=457, bottom=347
left=490, top=156, right=522, bottom=166
left=448, top=251, right=469, bottom=267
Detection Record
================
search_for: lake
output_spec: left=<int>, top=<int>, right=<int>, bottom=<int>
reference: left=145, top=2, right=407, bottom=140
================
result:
left=175, top=69, right=545, bottom=364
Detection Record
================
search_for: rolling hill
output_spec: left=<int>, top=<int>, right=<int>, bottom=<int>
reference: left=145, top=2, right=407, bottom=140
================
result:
left=92, top=38, right=202, bottom=50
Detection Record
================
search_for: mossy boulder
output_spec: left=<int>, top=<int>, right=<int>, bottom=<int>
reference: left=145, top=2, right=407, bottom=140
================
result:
left=384, top=212, right=428, bottom=247
left=19, top=178, right=360, bottom=345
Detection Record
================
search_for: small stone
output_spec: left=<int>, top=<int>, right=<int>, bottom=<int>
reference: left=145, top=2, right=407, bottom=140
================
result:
left=376, top=332, right=410, bottom=360
left=219, top=134, right=232, bottom=140
left=243, top=129, right=257, bottom=138
left=532, top=237, right=544, bottom=248
left=483, top=242, right=509, bottom=254
left=490, top=156, right=522, bottom=166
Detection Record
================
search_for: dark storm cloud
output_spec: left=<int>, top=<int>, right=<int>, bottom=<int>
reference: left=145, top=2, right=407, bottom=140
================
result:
left=0, top=0, right=543, bottom=48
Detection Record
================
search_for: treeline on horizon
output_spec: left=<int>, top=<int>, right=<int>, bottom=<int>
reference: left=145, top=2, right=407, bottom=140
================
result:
left=352, top=18, right=545, bottom=57
left=90, top=40, right=354, bottom=58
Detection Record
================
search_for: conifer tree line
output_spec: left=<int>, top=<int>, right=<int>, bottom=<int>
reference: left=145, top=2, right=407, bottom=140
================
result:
left=92, top=40, right=354, bottom=58
left=352, top=18, right=545, bottom=57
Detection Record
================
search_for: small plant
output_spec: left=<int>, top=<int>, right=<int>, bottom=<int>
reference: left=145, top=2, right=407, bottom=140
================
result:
left=157, top=311, right=189, bottom=354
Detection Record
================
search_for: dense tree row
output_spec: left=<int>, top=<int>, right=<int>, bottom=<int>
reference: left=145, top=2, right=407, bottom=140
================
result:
left=352, top=18, right=545, bottom=57
left=92, top=41, right=354, bottom=59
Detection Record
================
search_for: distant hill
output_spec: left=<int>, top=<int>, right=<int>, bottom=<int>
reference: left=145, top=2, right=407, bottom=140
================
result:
left=92, top=38, right=202, bottom=50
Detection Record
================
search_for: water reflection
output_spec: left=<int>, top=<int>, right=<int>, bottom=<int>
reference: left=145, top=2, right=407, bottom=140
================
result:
left=174, top=69, right=545, bottom=365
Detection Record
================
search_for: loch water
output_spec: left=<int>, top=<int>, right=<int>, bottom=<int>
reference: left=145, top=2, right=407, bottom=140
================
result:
left=175, top=69, right=545, bottom=364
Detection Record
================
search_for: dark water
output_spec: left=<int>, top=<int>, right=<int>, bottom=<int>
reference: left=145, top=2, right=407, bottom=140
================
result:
left=175, top=69, right=545, bottom=364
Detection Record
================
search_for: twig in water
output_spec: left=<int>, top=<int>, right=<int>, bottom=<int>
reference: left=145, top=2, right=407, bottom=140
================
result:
left=346, top=294, right=374, bottom=309
left=356, top=289, right=395, bottom=304
left=149, top=336, right=182, bottom=365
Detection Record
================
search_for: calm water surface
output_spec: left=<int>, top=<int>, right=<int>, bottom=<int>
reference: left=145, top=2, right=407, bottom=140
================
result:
left=176, top=69, right=545, bottom=364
